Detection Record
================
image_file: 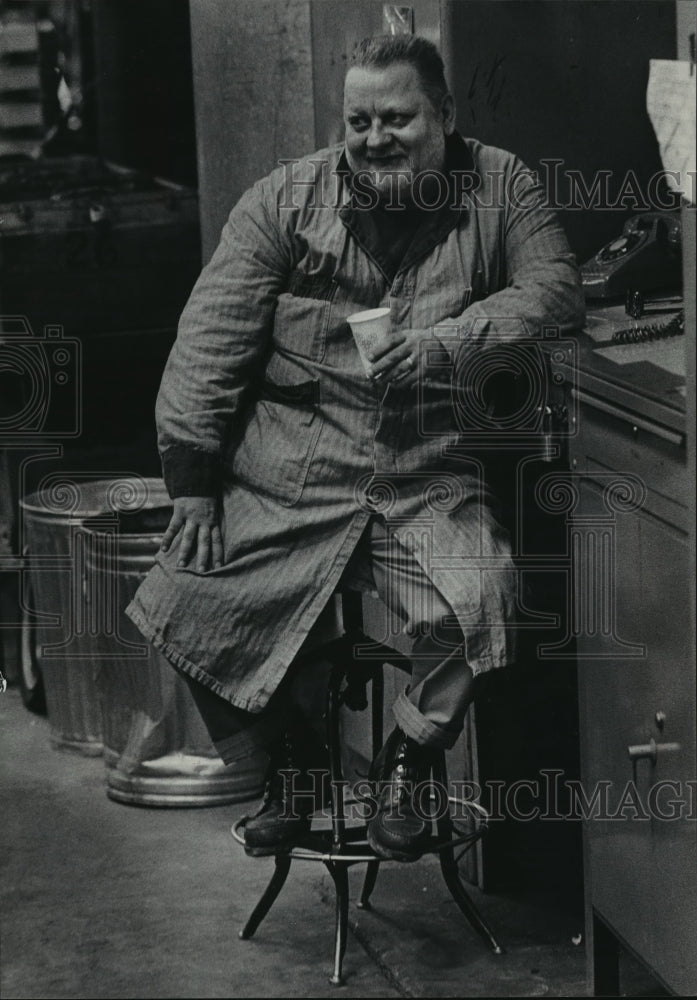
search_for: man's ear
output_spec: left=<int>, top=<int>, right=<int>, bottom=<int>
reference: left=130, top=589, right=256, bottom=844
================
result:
left=441, top=93, right=456, bottom=135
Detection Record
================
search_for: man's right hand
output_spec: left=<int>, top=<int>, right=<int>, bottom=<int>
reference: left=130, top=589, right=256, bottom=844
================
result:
left=161, top=496, right=223, bottom=572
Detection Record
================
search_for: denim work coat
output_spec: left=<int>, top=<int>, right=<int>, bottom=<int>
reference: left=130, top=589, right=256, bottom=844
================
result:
left=126, top=135, right=585, bottom=713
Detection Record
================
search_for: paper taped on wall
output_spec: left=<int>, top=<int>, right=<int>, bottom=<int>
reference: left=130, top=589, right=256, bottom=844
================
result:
left=646, top=59, right=696, bottom=205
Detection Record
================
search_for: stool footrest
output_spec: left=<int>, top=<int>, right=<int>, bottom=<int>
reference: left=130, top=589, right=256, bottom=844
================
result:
left=232, top=815, right=485, bottom=861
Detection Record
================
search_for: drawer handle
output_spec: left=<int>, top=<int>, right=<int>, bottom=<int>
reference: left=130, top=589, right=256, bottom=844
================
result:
left=627, top=737, right=681, bottom=764
left=572, top=389, right=684, bottom=447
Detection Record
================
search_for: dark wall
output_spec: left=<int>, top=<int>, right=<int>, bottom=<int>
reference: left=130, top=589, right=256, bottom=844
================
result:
left=91, top=0, right=197, bottom=186
left=442, top=0, right=677, bottom=263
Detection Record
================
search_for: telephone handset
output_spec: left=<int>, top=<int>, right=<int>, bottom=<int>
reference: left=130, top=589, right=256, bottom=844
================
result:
left=581, top=211, right=682, bottom=300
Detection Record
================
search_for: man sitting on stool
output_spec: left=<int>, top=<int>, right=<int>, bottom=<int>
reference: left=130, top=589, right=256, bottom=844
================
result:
left=126, top=34, right=584, bottom=862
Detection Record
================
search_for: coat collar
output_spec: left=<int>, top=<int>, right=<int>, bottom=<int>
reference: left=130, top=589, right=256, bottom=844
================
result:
left=336, top=132, right=477, bottom=281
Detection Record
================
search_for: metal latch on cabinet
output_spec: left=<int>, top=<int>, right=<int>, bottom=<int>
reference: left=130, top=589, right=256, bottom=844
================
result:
left=627, top=737, right=681, bottom=764
left=537, top=403, right=568, bottom=462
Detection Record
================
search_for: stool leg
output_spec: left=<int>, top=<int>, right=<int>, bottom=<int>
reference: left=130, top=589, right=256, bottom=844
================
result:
left=326, top=663, right=347, bottom=851
left=358, top=859, right=380, bottom=910
left=439, top=844, right=503, bottom=954
left=239, top=855, right=292, bottom=940
left=433, top=753, right=503, bottom=955
left=371, top=666, right=384, bottom=753
left=325, top=861, right=349, bottom=985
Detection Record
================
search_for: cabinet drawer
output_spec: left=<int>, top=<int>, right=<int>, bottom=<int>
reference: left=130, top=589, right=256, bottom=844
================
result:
left=569, top=388, right=687, bottom=530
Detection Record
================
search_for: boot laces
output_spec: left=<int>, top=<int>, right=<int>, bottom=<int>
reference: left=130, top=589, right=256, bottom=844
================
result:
left=259, top=731, right=297, bottom=809
left=386, top=738, right=419, bottom=805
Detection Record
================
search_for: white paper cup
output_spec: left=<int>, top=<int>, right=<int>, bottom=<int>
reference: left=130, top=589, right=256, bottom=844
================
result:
left=346, top=307, right=392, bottom=374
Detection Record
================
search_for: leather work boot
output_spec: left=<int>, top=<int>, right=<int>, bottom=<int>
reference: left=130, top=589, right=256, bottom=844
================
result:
left=367, top=726, right=436, bottom=863
left=244, top=724, right=330, bottom=857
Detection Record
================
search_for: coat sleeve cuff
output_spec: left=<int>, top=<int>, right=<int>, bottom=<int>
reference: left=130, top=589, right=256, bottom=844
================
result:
left=160, top=445, right=220, bottom=498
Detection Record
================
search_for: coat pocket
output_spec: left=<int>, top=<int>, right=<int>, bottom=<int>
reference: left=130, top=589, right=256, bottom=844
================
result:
left=272, top=270, right=338, bottom=362
left=229, top=378, right=323, bottom=507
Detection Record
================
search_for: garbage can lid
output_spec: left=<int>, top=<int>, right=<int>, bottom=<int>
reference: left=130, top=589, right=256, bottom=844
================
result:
left=20, top=476, right=171, bottom=524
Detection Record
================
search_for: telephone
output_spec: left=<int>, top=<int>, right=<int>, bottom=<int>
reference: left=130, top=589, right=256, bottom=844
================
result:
left=581, top=211, right=682, bottom=300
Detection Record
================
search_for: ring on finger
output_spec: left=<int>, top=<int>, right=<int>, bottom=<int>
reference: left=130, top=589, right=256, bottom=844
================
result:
left=393, top=357, right=415, bottom=382
left=396, top=355, right=415, bottom=378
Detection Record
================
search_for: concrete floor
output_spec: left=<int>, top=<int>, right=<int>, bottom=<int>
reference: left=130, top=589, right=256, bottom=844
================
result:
left=1, top=688, right=668, bottom=999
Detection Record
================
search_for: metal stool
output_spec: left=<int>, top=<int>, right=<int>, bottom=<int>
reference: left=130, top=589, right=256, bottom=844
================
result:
left=231, top=595, right=503, bottom=985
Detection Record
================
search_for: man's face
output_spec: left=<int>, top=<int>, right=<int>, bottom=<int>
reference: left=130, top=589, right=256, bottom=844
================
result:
left=343, top=62, right=455, bottom=205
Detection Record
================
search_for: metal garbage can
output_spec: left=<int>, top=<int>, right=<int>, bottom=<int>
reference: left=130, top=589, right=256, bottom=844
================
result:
left=83, top=480, right=266, bottom=807
left=18, top=477, right=122, bottom=754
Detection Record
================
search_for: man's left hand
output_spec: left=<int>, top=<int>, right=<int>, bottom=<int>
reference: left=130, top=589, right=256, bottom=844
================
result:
left=366, top=328, right=426, bottom=388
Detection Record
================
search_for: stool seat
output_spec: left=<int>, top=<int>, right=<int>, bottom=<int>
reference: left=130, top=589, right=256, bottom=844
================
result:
left=230, top=620, right=504, bottom=986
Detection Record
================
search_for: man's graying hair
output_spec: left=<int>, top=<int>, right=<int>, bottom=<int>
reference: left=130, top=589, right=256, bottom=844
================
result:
left=350, top=35, right=450, bottom=111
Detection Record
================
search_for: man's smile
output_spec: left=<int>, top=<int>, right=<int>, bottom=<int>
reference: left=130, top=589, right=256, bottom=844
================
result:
left=364, top=155, right=406, bottom=162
